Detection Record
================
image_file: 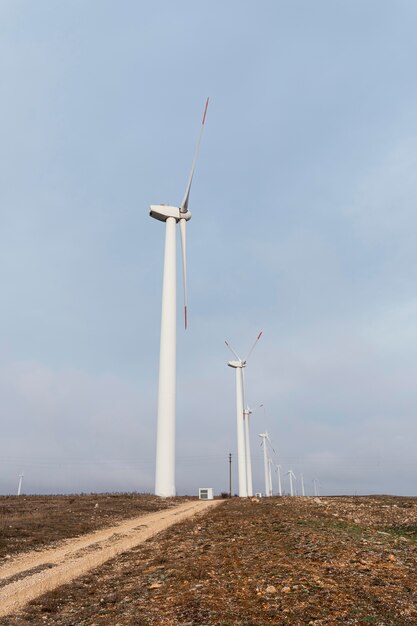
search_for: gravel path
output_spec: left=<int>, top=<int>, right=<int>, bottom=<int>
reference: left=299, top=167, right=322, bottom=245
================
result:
left=0, top=498, right=222, bottom=618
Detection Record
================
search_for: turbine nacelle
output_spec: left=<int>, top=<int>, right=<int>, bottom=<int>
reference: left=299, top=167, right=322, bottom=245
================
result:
left=227, top=359, right=246, bottom=369
left=244, top=402, right=262, bottom=417
left=149, top=205, right=192, bottom=223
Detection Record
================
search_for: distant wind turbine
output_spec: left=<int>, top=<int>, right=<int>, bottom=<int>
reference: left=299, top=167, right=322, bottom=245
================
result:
left=287, top=469, right=296, bottom=496
left=17, top=472, right=24, bottom=497
left=259, top=432, right=273, bottom=497
left=313, top=477, right=320, bottom=497
left=226, top=332, right=262, bottom=497
left=243, top=402, right=263, bottom=497
left=275, top=463, right=282, bottom=496
left=151, top=98, right=209, bottom=497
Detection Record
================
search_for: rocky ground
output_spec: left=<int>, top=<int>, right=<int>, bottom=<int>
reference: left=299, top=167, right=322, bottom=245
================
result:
left=4, top=495, right=417, bottom=625
left=0, top=494, right=185, bottom=559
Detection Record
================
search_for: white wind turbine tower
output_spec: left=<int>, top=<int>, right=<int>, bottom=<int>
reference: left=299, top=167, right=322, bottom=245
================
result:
left=313, top=477, right=320, bottom=497
left=287, top=469, right=296, bottom=496
left=268, top=458, right=273, bottom=496
left=242, top=402, right=263, bottom=497
left=225, top=332, right=262, bottom=497
left=150, top=98, right=209, bottom=497
left=275, top=463, right=282, bottom=496
left=17, top=472, right=24, bottom=496
left=259, top=432, right=273, bottom=497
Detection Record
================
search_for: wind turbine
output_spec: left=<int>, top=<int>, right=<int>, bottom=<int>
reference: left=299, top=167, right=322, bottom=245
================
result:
left=151, top=98, right=209, bottom=497
left=300, top=472, right=305, bottom=497
left=274, top=463, right=282, bottom=496
left=287, top=469, right=296, bottom=496
left=313, top=477, right=320, bottom=497
left=243, top=402, right=263, bottom=497
left=259, top=432, right=273, bottom=497
left=226, top=332, right=262, bottom=497
left=17, top=472, right=24, bottom=496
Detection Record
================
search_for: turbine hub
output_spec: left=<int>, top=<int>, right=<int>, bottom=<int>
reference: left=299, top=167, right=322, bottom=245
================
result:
left=227, top=360, right=246, bottom=369
left=149, top=205, right=192, bottom=223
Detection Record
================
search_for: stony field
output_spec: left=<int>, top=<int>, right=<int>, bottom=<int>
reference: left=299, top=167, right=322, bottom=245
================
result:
left=2, top=494, right=417, bottom=625
left=0, top=493, right=185, bottom=559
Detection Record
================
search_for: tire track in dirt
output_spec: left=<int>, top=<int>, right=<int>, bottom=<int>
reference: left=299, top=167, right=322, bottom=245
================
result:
left=0, top=498, right=222, bottom=618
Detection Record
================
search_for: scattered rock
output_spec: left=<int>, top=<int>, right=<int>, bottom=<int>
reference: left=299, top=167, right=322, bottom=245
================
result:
left=5, top=494, right=417, bottom=624
left=148, top=581, right=163, bottom=589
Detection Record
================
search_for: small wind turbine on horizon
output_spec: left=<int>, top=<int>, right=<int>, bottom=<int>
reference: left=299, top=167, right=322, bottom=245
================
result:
left=226, top=332, right=262, bottom=497
left=287, top=469, right=296, bottom=496
left=150, top=98, right=209, bottom=497
left=274, top=463, right=282, bottom=496
left=17, top=472, right=24, bottom=497
left=259, top=431, right=274, bottom=497
left=243, top=401, right=263, bottom=497
left=313, top=477, right=320, bottom=497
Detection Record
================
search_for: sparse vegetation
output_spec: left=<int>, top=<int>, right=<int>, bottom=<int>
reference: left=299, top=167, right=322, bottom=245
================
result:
left=0, top=493, right=190, bottom=559
left=3, top=495, right=417, bottom=625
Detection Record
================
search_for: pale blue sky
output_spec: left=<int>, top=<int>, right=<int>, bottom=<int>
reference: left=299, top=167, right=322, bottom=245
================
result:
left=1, top=0, right=417, bottom=495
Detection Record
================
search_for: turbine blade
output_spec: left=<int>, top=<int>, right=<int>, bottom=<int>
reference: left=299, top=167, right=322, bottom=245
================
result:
left=180, top=97, right=209, bottom=213
left=266, top=433, right=276, bottom=454
left=179, top=218, right=188, bottom=329
left=225, top=340, right=241, bottom=361
left=248, top=402, right=262, bottom=415
left=244, top=331, right=263, bottom=362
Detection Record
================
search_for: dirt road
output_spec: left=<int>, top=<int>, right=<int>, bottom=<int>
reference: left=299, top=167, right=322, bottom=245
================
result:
left=0, top=498, right=222, bottom=618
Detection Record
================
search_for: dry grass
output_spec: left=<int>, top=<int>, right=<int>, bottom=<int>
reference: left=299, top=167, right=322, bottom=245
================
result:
left=5, top=495, right=417, bottom=625
left=0, top=493, right=188, bottom=559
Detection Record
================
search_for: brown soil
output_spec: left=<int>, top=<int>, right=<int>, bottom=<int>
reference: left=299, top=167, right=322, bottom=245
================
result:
left=4, top=495, right=417, bottom=625
left=0, top=499, right=221, bottom=619
left=0, top=494, right=189, bottom=559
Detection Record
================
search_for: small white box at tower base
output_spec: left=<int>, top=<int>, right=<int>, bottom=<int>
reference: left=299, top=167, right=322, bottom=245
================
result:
left=198, top=488, right=213, bottom=500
